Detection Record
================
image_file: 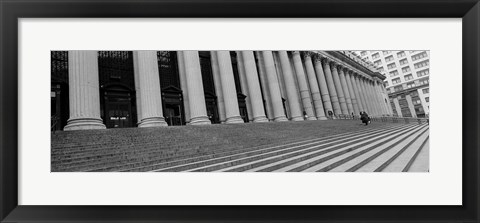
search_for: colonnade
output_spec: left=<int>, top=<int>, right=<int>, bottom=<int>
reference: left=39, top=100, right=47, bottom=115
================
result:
left=63, top=50, right=391, bottom=131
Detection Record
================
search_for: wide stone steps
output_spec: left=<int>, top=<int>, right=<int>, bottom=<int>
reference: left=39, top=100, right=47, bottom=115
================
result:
left=146, top=124, right=428, bottom=172
left=51, top=120, right=428, bottom=172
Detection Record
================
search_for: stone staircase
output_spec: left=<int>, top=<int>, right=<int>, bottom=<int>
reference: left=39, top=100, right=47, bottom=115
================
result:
left=51, top=119, right=429, bottom=172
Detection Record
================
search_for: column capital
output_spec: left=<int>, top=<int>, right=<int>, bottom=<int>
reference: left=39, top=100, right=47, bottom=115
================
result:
left=301, top=51, right=314, bottom=60
left=329, top=61, right=338, bottom=70
left=336, top=64, right=344, bottom=71
left=291, top=51, right=301, bottom=56
left=313, top=54, right=324, bottom=64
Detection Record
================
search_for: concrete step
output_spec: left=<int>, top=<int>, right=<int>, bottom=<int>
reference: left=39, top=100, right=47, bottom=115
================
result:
left=405, top=137, right=430, bottom=172
left=154, top=124, right=417, bottom=172
left=51, top=119, right=425, bottom=172
left=380, top=129, right=430, bottom=172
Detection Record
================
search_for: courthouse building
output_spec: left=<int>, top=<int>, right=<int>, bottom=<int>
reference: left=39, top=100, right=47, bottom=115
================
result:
left=51, top=51, right=393, bottom=131
left=358, top=50, right=430, bottom=118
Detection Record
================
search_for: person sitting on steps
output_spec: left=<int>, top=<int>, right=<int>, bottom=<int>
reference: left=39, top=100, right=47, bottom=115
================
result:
left=360, top=111, right=371, bottom=125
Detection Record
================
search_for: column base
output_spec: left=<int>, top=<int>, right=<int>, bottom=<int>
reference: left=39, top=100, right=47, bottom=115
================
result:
left=273, top=116, right=289, bottom=122
left=253, top=116, right=269, bottom=123
left=64, top=118, right=106, bottom=131
left=316, top=116, right=328, bottom=120
left=307, top=117, right=317, bottom=121
left=290, top=116, right=304, bottom=121
left=225, top=116, right=245, bottom=124
left=138, top=117, right=168, bottom=128
left=188, top=116, right=211, bottom=125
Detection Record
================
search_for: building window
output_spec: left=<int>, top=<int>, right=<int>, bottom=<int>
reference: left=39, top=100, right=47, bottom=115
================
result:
left=418, top=78, right=429, bottom=85
left=378, top=67, right=384, bottom=72
left=401, top=66, right=411, bottom=73
left=361, top=51, right=367, bottom=56
left=387, top=63, right=396, bottom=70
left=406, top=81, right=416, bottom=89
left=385, top=55, right=394, bottom=62
left=417, top=69, right=429, bottom=77
left=374, top=60, right=382, bottom=66
left=414, top=60, right=429, bottom=69
left=425, top=97, right=430, bottom=102
left=383, top=50, right=391, bottom=55
left=410, top=91, right=419, bottom=97
left=397, top=51, right=406, bottom=58
left=390, top=70, right=399, bottom=77
left=399, top=58, right=408, bottom=65
left=412, top=98, right=422, bottom=105
left=384, top=81, right=389, bottom=87
left=372, top=53, right=380, bottom=59
left=404, top=74, right=414, bottom=81
left=411, top=51, right=428, bottom=61
left=394, top=85, right=403, bottom=92
left=392, top=77, right=401, bottom=84
left=422, top=88, right=430, bottom=94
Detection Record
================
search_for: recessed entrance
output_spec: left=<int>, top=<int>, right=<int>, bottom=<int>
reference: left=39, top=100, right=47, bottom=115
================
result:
left=103, top=85, right=135, bottom=128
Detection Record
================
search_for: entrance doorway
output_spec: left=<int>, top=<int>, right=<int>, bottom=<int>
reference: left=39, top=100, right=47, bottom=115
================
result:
left=205, top=92, right=220, bottom=124
left=162, top=86, right=185, bottom=126
left=102, top=85, right=136, bottom=128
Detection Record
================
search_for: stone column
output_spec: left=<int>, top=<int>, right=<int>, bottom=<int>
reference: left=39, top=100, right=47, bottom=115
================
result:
left=291, top=51, right=316, bottom=120
left=351, top=73, right=365, bottom=114
left=358, top=77, right=372, bottom=114
left=338, top=67, right=354, bottom=116
left=255, top=51, right=274, bottom=121
left=64, top=51, right=106, bottom=131
left=215, top=51, right=244, bottom=124
left=177, top=51, right=190, bottom=124
left=393, top=97, right=403, bottom=117
left=368, top=80, right=381, bottom=116
left=345, top=70, right=360, bottom=115
left=374, top=80, right=387, bottom=115
left=132, top=51, right=168, bottom=127
left=383, top=84, right=394, bottom=115
left=330, top=63, right=349, bottom=115
left=183, top=51, right=211, bottom=125
left=365, top=79, right=378, bottom=115
left=321, top=58, right=342, bottom=116
left=261, top=51, right=288, bottom=122
left=405, top=94, right=417, bottom=118
left=368, top=79, right=381, bottom=116
left=277, top=51, right=307, bottom=121
left=303, top=52, right=327, bottom=120
left=241, top=51, right=269, bottom=122
left=210, top=51, right=227, bottom=123
left=236, top=51, right=253, bottom=122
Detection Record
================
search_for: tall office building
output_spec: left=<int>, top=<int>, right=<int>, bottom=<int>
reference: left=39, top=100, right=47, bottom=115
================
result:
left=357, top=51, right=430, bottom=118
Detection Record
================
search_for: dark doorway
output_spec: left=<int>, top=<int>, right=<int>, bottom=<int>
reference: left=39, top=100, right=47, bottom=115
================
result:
left=238, top=93, right=249, bottom=123
left=205, top=92, right=220, bottom=124
left=162, top=86, right=185, bottom=126
left=157, top=51, right=185, bottom=126
left=102, top=85, right=135, bottom=128
left=51, top=51, right=69, bottom=130
left=199, top=52, right=220, bottom=124
left=98, top=51, right=137, bottom=128
left=51, top=83, right=69, bottom=131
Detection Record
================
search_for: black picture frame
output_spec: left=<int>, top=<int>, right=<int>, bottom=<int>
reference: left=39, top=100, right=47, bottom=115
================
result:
left=1, top=0, right=479, bottom=222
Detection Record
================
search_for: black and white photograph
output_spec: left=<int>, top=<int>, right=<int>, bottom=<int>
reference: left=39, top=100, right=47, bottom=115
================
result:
left=51, top=50, right=430, bottom=172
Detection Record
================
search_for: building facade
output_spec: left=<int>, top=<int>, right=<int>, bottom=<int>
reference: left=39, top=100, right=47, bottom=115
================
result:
left=51, top=51, right=393, bottom=131
left=357, top=50, right=430, bottom=118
